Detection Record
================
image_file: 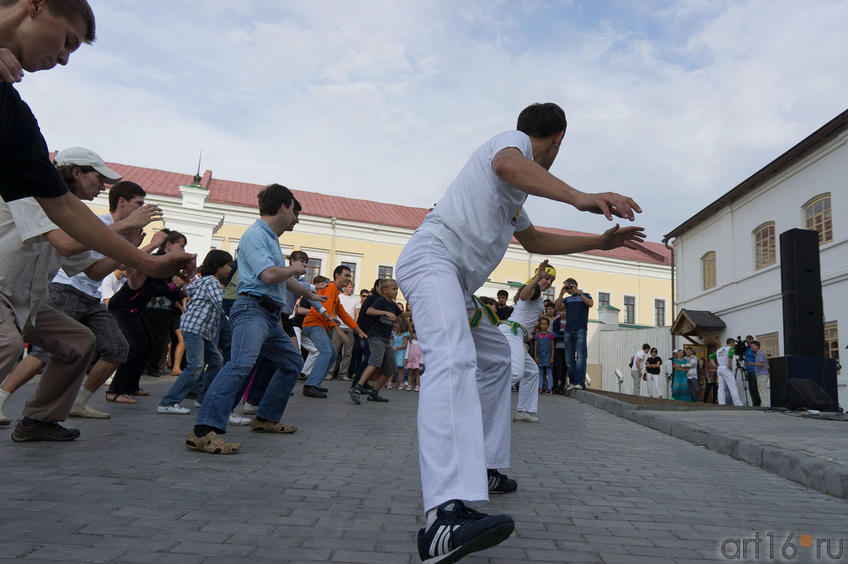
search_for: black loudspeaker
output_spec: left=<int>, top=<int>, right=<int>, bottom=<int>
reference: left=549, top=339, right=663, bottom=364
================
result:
left=769, top=356, right=838, bottom=409
left=779, top=229, right=825, bottom=357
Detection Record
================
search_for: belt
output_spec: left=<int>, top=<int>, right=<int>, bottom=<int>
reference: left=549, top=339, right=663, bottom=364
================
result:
left=239, top=293, right=281, bottom=315
left=499, top=319, right=528, bottom=339
left=468, top=295, right=499, bottom=329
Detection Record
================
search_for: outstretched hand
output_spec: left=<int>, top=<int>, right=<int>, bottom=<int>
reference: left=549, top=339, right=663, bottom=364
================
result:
left=147, top=251, right=197, bottom=280
left=576, top=192, right=642, bottom=221
left=598, top=224, right=646, bottom=251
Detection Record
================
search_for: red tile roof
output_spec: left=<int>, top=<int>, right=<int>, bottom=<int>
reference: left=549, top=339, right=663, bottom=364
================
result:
left=102, top=160, right=670, bottom=266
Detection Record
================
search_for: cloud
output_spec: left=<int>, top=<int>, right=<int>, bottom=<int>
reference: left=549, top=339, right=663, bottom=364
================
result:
left=16, top=0, right=848, bottom=244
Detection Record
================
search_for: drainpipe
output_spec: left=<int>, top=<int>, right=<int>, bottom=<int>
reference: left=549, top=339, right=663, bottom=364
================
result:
left=330, top=217, right=337, bottom=266
left=664, top=238, right=676, bottom=354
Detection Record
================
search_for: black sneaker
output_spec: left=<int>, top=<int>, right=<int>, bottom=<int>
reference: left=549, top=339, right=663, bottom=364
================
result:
left=487, top=469, right=517, bottom=494
left=367, top=391, right=389, bottom=403
left=11, top=419, right=80, bottom=442
left=302, top=385, right=327, bottom=399
left=417, top=500, right=514, bottom=563
left=349, top=384, right=362, bottom=405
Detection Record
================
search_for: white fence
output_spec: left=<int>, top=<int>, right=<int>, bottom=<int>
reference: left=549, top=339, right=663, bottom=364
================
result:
left=596, top=327, right=674, bottom=397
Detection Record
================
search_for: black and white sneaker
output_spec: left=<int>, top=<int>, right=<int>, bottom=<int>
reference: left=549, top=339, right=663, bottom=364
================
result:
left=487, top=469, right=517, bottom=494
left=417, top=499, right=514, bottom=563
left=349, top=384, right=362, bottom=405
left=367, top=390, right=389, bottom=402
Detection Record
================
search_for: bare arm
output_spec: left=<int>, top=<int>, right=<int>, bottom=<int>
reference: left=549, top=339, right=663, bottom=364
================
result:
left=491, top=148, right=641, bottom=220
left=258, top=262, right=306, bottom=285
left=35, top=193, right=196, bottom=277
left=514, top=223, right=646, bottom=256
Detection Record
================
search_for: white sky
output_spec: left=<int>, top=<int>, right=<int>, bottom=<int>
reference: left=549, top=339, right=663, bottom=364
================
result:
left=17, top=0, right=848, bottom=242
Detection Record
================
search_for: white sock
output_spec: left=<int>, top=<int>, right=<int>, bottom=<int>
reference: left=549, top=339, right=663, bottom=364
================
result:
left=425, top=508, right=438, bottom=529
left=0, top=389, right=9, bottom=414
left=75, top=387, right=93, bottom=407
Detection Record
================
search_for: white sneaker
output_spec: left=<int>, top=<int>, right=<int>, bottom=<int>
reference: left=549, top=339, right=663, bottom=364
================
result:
left=157, top=404, right=190, bottom=414
left=229, top=413, right=252, bottom=426
left=512, top=410, right=539, bottom=423
left=193, top=400, right=202, bottom=408
left=242, top=401, right=258, bottom=414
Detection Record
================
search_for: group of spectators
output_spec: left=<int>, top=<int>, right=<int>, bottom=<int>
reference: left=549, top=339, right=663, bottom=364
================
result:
left=630, top=335, right=770, bottom=407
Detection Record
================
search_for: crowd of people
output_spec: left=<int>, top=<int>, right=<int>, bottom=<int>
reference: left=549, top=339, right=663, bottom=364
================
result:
left=1, top=3, right=653, bottom=560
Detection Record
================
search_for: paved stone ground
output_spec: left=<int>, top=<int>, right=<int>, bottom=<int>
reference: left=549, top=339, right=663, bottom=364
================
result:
left=1, top=376, right=847, bottom=563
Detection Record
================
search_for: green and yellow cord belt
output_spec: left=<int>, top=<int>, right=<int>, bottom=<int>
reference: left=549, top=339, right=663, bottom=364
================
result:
left=469, top=295, right=500, bottom=329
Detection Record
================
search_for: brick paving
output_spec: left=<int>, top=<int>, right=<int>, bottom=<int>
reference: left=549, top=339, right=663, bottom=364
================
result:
left=1, top=375, right=847, bottom=563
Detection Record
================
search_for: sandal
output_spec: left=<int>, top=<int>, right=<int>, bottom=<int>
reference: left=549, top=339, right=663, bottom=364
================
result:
left=250, top=420, right=297, bottom=434
left=132, top=389, right=150, bottom=397
left=185, top=431, right=239, bottom=454
left=105, top=393, right=137, bottom=404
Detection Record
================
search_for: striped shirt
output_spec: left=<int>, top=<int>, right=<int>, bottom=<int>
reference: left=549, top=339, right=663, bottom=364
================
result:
left=180, top=275, right=224, bottom=341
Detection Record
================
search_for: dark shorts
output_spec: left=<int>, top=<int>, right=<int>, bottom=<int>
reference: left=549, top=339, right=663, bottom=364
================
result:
left=367, top=334, right=397, bottom=376
left=30, top=283, right=129, bottom=364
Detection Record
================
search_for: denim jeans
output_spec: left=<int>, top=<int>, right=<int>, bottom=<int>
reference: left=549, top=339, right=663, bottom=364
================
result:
left=302, top=325, right=336, bottom=387
left=563, top=328, right=587, bottom=388
left=160, top=331, right=222, bottom=406
left=218, top=298, right=234, bottom=364
left=195, top=296, right=303, bottom=432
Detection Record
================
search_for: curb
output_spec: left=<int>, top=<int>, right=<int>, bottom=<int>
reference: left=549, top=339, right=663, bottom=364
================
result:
left=570, top=389, right=848, bottom=500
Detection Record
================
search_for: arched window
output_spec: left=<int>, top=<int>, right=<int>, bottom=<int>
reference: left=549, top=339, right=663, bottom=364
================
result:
left=804, top=194, right=833, bottom=245
left=701, top=251, right=716, bottom=290
left=753, top=221, right=776, bottom=269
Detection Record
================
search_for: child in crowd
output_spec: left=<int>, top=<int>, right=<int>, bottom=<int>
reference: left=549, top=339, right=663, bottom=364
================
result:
left=158, top=250, right=233, bottom=415
left=534, top=317, right=554, bottom=395
left=350, top=278, right=408, bottom=404
left=405, top=323, right=422, bottom=391
left=389, top=319, right=410, bottom=390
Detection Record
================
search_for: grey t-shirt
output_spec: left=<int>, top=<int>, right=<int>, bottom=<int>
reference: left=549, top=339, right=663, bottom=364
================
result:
left=417, top=130, right=534, bottom=292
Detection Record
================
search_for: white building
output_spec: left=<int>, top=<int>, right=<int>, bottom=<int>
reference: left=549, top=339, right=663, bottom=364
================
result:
left=664, top=109, right=848, bottom=407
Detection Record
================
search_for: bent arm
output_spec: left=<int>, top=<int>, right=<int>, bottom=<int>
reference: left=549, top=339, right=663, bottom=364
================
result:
left=259, top=265, right=298, bottom=285
left=493, top=148, right=583, bottom=206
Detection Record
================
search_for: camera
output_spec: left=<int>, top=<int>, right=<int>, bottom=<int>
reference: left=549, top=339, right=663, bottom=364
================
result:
left=733, top=336, right=747, bottom=367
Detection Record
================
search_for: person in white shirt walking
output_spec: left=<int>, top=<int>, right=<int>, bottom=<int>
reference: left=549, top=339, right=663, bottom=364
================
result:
left=714, top=338, right=742, bottom=406
left=630, top=343, right=649, bottom=396
left=332, top=281, right=359, bottom=381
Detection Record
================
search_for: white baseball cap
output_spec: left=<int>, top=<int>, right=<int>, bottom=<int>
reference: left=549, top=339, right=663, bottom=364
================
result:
left=54, top=147, right=122, bottom=184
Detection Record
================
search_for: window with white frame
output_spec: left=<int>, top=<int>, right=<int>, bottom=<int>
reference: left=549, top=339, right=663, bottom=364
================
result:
left=623, top=295, right=636, bottom=324
left=804, top=193, right=833, bottom=245
left=377, top=265, right=393, bottom=279
left=654, top=299, right=666, bottom=327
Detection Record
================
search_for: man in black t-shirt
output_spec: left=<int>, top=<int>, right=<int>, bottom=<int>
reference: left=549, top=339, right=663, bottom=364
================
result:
left=495, top=289, right=514, bottom=320
left=0, top=0, right=194, bottom=279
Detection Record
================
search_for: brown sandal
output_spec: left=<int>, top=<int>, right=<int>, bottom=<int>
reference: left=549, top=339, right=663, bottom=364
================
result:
left=185, top=431, right=240, bottom=454
left=250, top=420, right=297, bottom=434
left=105, top=393, right=137, bottom=404
left=132, top=389, right=150, bottom=397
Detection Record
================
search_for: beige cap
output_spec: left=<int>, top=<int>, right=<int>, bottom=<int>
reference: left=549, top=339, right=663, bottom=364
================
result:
left=54, top=147, right=122, bottom=184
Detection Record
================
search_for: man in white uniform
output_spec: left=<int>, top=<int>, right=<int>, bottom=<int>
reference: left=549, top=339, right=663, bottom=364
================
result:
left=715, top=337, right=742, bottom=406
left=501, top=262, right=555, bottom=423
left=396, top=103, right=645, bottom=562
left=631, top=343, right=649, bottom=396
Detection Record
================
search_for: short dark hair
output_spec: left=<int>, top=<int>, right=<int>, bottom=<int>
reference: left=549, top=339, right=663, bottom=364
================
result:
left=108, top=181, right=146, bottom=212
left=517, top=103, right=567, bottom=138
left=333, top=264, right=351, bottom=279
left=22, top=0, right=97, bottom=43
left=288, top=250, right=309, bottom=263
left=157, top=228, right=186, bottom=253
left=359, top=289, right=370, bottom=297
left=200, top=249, right=233, bottom=277
left=565, top=277, right=578, bottom=286
left=752, top=340, right=761, bottom=347
left=313, top=275, right=330, bottom=285
left=257, top=183, right=294, bottom=216
left=726, top=338, right=736, bottom=345
left=642, top=343, right=650, bottom=351
left=496, top=289, right=509, bottom=298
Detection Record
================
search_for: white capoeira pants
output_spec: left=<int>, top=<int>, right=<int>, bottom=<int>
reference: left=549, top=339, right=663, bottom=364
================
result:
left=500, top=327, right=539, bottom=414
left=717, top=366, right=742, bottom=406
left=646, top=372, right=661, bottom=397
left=397, top=233, right=512, bottom=513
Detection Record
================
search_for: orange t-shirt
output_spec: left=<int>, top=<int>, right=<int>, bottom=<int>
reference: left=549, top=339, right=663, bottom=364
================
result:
left=302, top=283, right=357, bottom=330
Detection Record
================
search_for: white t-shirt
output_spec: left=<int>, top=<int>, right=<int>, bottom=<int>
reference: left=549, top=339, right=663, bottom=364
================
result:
left=51, top=212, right=113, bottom=298
left=633, top=349, right=648, bottom=373
left=337, top=292, right=359, bottom=329
left=417, top=130, right=534, bottom=292
left=508, top=294, right=543, bottom=339
left=99, top=272, right=126, bottom=303
left=716, top=346, right=733, bottom=372
left=0, top=198, right=96, bottom=330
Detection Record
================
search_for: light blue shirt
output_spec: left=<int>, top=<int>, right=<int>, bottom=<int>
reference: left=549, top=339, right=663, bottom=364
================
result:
left=236, top=219, right=286, bottom=307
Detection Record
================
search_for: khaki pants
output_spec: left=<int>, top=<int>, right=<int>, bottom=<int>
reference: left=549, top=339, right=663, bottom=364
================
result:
left=331, top=326, right=354, bottom=378
left=0, top=302, right=95, bottom=422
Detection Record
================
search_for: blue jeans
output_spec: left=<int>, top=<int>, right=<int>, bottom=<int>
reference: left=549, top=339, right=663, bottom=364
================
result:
left=195, top=296, right=303, bottom=432
left=302, top=325, right=336, bottom=387
left=563, top=328, right=587, bottom=388
left=160, top=332, right=222, bottom=406
left=538, top=365, right=552, bottom=390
